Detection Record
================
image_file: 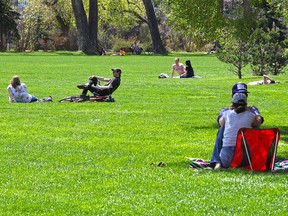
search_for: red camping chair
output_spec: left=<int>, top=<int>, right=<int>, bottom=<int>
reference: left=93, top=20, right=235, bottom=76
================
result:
left=230, top=128, right=280, bottom=172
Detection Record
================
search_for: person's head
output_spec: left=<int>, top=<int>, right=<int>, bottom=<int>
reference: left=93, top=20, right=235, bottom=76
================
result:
left=11, top=76, right=21, bottom=88
left=231, top=82, right=249, bottom=97
left=112, top=68, right=122, bottom=77
left=231, top=93, right=247, bottom=114
left=185, top=60, right=191, bottom=67
left=174, top=57, right=179, bottom=64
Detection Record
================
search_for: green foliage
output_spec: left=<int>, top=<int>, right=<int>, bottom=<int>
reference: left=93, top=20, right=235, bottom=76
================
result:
left=17, top=0, right=55, bottom=51
left=99, top=0, right=144, bottom=31
left=111, top=37, right=133, bottom=52
left=0, top=52, right=287, bottom=214
left=0, top=0, right=20, bottom=50
left=249, top=26, right=288, bottom=76
left=217, top=36, right=250, bottom=79
left=165, top=0, right=225, bottom=42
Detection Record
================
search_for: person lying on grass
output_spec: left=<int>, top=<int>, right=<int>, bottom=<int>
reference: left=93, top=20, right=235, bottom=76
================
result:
left=7, top=75, right=52, bottom=103
left=77, top=68, right=121, bottom=98
left=248, top=75, right=279, bottom=86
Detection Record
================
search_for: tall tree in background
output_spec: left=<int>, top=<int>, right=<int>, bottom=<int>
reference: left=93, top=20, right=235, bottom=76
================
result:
left=71, top=0, right=98, bottom=54
left=0, top=0, right=19, bottom=51
left=143, top=0, right=167, bottom=54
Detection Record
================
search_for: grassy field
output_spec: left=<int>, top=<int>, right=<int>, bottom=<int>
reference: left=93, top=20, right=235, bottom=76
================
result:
left=0, top=52, right=288, bottom=215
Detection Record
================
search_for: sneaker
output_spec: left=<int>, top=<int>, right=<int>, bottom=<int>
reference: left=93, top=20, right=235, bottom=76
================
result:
left=214, top=163, right=222, bottom=170
left=77, top=84, right=88, bottom=89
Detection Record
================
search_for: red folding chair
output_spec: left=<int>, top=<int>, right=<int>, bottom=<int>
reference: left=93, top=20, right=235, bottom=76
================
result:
left=230, top=128, right=280, bottom=171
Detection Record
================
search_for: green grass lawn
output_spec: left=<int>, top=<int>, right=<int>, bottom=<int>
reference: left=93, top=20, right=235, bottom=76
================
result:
left=0, top=52, right=288, bottom=215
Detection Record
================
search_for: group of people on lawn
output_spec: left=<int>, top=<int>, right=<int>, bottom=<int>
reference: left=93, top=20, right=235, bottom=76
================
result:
left=8, top=57, right=276, bottom=170
left=7, top=68, right=122, bottom=103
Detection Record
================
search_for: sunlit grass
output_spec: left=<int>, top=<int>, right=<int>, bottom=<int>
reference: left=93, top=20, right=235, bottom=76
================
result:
left=0, top=51, right=287, bottom=215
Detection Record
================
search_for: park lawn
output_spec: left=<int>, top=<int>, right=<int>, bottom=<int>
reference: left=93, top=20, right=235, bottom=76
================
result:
left=0, top=52, right=287, bottom=215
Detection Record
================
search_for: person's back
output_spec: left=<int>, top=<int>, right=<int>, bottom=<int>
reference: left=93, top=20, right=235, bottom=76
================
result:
left=107, top=76, right=121, bottom=94
left=222, top=109, right=255, bottom=147
left=7, top=83, right=32, bottom=103
left=215, top=93, right=262, bottom=169
left=185, top=60, right=194, bottom=78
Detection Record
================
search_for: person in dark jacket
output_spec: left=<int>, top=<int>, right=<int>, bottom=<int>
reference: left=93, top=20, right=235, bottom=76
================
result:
left=77, top=68, right=121, bottom=97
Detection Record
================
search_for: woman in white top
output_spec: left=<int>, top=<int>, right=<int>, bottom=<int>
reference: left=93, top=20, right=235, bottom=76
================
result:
left=214, top=93, right=262, bottom=169
left=7, top=76, right=38, bottom=103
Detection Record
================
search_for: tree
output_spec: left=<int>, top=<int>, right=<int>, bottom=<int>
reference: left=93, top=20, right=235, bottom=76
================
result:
left=217, top=38, right=250, bottom=79
left=71, top=0, right=98, bottom=54
left=17, top=0, right=54, bottom=51
left=142, top=0, right=167, bottom=54
left=0, top=0, right=19, bottom=51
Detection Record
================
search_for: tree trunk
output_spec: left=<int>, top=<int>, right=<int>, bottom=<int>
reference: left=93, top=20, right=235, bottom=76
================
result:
left=71, top=0, right=98, bottom=54
left=142, top=0, right=167, bottom=55
left=89, top=0, right=98, bottom=52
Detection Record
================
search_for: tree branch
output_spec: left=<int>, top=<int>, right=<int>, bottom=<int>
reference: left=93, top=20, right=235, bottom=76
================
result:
left=123, top=9, right=148, bottom=24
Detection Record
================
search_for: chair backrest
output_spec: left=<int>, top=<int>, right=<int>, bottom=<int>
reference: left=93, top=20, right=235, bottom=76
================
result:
left=230, top=128, right=280, bottom=171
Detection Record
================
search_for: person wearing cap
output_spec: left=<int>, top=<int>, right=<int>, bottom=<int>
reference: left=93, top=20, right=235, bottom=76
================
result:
left=77, top=68, right=121, bottom=97
left=214, top=93, right=262, bottom=169
left=210, top=82, right=264, bottom=168
left=216, top=82, right=264, bottom=124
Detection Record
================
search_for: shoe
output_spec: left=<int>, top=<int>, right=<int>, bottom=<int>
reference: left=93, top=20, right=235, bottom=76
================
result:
left=77, top=84, right=88, bottom=89
left=214, top=163, right=221, bottom=170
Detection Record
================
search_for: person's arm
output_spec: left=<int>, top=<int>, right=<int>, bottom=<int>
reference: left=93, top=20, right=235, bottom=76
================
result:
left=171, top=65, right=175, bottom=78
left=7, top=86, right=15, bottom=103
left=249, top=106, right=264, bottom=124
left=252, top=115, right=262, bottom=128
left=219, top=116, right=225, bottom=127
left=98, top=84, right=112, bottom=90
left=217, top=108, right=229, bottom=125
left=92, top=76, right=111, bottom=82
left=181, top=64, right=187, bottom=74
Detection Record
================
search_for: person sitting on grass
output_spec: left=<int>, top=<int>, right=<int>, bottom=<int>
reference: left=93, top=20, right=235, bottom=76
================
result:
left=77, top=68, right=121, bottom=98
left=7, top=75, right=52, bottom=103
left=214, top=93, right=262, bottom=170
left=180, top=60, right=195, bottom=78
left=210, top=82, right=264, bottom=169
left=171, top=57, right=186, bottom=78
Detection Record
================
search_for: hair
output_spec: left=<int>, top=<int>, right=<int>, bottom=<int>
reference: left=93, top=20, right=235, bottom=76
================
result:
left=175, top=57, right=179, bottom=62
left=185, top=60, right=194, bottom=77
left=232, top=92, right=248, bottom=97
left=231, top=101, right=247, bottom=114
left=11, top=76, right=21, bottom=88
left=185, top=60, right=191, bottom=67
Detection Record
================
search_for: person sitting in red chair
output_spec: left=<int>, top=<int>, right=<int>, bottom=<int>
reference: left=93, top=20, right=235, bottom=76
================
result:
left=214, top=93, right=262, bottom=170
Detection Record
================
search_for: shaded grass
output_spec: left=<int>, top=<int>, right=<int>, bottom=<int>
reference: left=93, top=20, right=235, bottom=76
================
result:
left=0, top=52, right=288, bottom=215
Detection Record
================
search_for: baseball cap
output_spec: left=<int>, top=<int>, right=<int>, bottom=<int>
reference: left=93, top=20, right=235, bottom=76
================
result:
left=232, top=93, right=247, bottom=104
left=112, top=68, right=122, bottom=73
left=232, top=82, right=249, bottom=94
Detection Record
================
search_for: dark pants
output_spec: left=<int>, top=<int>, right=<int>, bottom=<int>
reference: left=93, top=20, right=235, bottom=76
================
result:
left=81, top=86, right=109, bottom=96
left=81, top=78, right=110, bottom=96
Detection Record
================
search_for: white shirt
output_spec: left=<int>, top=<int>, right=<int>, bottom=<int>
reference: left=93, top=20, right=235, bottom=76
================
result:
left=222, top=110, right=255, bottom=147
left=7, top=84, right=32, bottom=103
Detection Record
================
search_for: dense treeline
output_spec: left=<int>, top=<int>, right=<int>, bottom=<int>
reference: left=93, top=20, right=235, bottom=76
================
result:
left=0, top=0, right=287, bottom=75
